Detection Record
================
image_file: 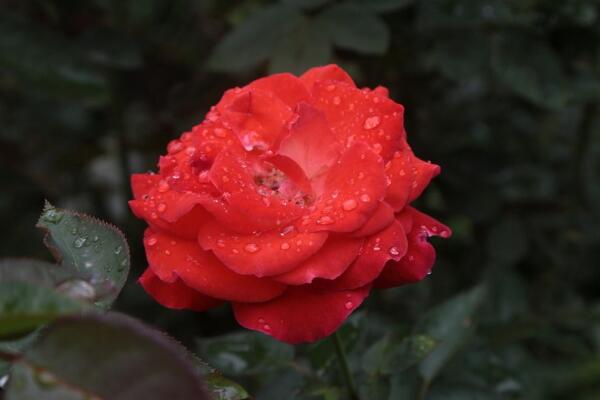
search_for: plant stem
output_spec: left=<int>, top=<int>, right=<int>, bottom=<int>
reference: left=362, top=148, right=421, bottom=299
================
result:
left=331, top=331, right=359, bottom=400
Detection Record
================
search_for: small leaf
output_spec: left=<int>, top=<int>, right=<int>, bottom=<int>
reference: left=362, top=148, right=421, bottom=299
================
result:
left=317, top=3, right=389, bottom=55
left=205, top=373, right=250, bottom=400
left=417, top=285, right=487, bottom=383
left=36, top=202, right=130, bottom=308
left=209, top=4, right=303, bottom=73
left=5, top=313, right=209, bottom=400
left=0, top=282, right=85, bottom=339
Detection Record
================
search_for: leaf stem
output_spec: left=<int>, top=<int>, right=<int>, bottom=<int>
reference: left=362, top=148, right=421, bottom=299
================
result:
left=331, top=331, right=359, bottom=400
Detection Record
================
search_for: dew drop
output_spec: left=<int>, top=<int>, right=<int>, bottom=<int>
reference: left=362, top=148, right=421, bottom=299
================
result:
left=280, top=242, right=290, bottom=250
left=185, top=146, right=196, bottom=156
left=316, top=216, right=334, bottom=225
left=147, top=237, right=158, bottom=247
left=363, top=116, right=381, bottom=130
left=244, top=243, right=260, bottom=253
left=214, top=128, right=227, bottom=138
left=326, top=84, right=335, bottom=91
left=344, top=301, right=353, bottom=310
left=360, top=194, right=371, bottom=203
left=164, top=250, right=171, bottom=256
left=342, top=199, right=358, bottom=211
left=167, top=140, right=183, bottom=154
left=389, top=247, right=400, bottom=256
left=157, top=180, right=169, bottom=193
left=216, top=239, right=226, bottom=248
left=280, top=225, right=295, bottom=237
left=157, top=203, right=167, bottom=212
left=74, top=237, right=87, bottom=248
left=373, top=143, right=383, bottom=154
left=263, top=324, right=272, bottom=331
left=332, top=96, right=341, bottom=105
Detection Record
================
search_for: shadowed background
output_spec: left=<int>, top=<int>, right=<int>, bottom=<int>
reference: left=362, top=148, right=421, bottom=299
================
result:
left=1, top=0, right=599, bottom=398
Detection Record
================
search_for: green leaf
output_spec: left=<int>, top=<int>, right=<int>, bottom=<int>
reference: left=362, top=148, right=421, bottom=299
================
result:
left=0, top=282, right=85, bottom=339
left=5, top=313, right=209, bottom=400
left=417, top=285, right=487, bottom=383
left=363, top=334, right=437, bottom=375
left=198, top=331, right=294, bottom=376
left=317, top=2, right=390, bottom=55
left=209, top=4, right=303, bottom=73
left=0, top=334, right=39, bottom=376
left=492, top=33, right=566, bottom=109
left=0, top=259, right=71, bottom=288
left=205, top=373, right=250, bottom=400
left=36, top=202, right=130, bottom=308
left=269, top=16, right=332, bottom=75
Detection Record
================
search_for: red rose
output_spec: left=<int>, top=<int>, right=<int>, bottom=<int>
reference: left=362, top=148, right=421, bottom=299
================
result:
left=130, top=65, right=450, bottom=344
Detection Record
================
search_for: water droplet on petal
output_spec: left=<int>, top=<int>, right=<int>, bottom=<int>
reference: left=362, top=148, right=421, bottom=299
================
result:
left=363, top=116, right=381, bottom=130
left=333, top=96, right=341, bottom=105
left=389, top=247, right=400, bottom=256
left=216, top=239, right=226, bottom=248
left=344, top=301, right=353, bottom=310
left=258, top=318, right=265, bottom=324
left=280, top=242, right=290, bottom=250
left=360, top=194, right=371, bottom=203
left=185, top=146, right=196, bottom=156
left=74, top=237, right=87, bottom=248
left=342, top=199, right=358, bottom=211
left=244, top=243, right=260, bottom=253
left=280, top=225, right=295, bottom=237
left=147, top=237, right=157, bottom=246
left=373, top=143, right=383, bottom=154
left=164, top=250, right=171, bottom=256
left=317, top=216, right=334, bottom=225
left=214, top=128, right=227, bottom=138
left=157, top=203, right=167, bottom=212
left=263, top=324, right=272, bottom=331
left=167, top=140, right=183, bottom=154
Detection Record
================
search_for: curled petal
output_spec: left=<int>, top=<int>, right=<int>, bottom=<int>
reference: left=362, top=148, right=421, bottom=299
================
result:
left=375, top=207, right=451, bottom=288
left=233, top=285, right=370, bottom=344
left=318, top=220, right=408, bottom=290
left=198, top=219, right=328, bottom=277
left=350, top=201, right=395, bottom=237
left=144, top=229, right=286, bottom=302
left=302, top=142, right=386, bottom=233
left=274, top=236, right=364, bottom=285
left=300, top=64, right=355, bottom=90
left=385, top=149, right=441, bottom=211
left=139, top=268, right=222, bottom=312
left=247, top=72, right=311, bottom=107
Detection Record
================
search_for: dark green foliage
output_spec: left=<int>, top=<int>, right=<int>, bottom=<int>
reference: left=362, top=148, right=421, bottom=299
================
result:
left=0, top=0, right=599, bottom=398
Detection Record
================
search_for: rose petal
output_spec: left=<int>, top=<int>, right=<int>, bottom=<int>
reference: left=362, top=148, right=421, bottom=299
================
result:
left=385, top=149, right=440, bottom=211
left=209, top=148, right=305, bottom=232
left=375, top=207, right=451, bottom=288
left=233, top=285, right=370, bottom=344
left=317, top=220, right=408, bottom=290
left=139, top=268, right=222, bottom=312
left=311, top=81, right=405, bottom=160
left=350, top=201, right=395, bottom=237
left=302, top=142, right=386, bottom=233
left=198, top=219, right=328, bottom=277
left=278, top=102, right=341, bottom=179
left=143, top=228, right=286, bottom=302
left=300, top=64, right=355, bottom=90
left=247, top=72, right=311, bottom=108
left=216, top=89, right=294, bottom=151
left=274, top=236, right=364, bottom=285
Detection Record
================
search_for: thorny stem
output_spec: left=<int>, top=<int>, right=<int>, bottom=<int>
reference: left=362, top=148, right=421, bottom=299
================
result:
left=331, top=331, right=359, bottom=400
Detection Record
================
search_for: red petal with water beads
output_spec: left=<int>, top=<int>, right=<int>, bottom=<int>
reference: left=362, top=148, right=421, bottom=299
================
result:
left=198, top=219, right=328, bottom=278
left=144, top=228, right=285, bottom=302
left=274, top=236, right=364, bottom=285
left=247, top=72, right=311, bottom=108
left=317, top=220, right=408, bottom=290
left=139, top=269, right=222, bottom=312
left=350, top=201, right=395, bottom=237
left=311, top=80, right=405, bottom=160
left=233, top=285, right=370, bottom=344
left=302, top=142, right=386, bottom=233
left=375, top=207, right=451, bottom=288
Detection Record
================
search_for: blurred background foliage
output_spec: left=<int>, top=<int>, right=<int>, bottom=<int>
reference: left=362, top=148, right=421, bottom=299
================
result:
left=1, top=0, right=599, bottom=398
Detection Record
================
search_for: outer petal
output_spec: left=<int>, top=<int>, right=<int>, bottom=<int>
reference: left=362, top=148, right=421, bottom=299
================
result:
left=278, top=102, right=341, bottom=180
left=247, top=72, right=311, bottom=108
left=375, top=208, right=451, bottom=288
left=198, top=219, right=328, bottom=277
left=139, top=268, right=222, bottom=312
left=274, top=236, right=364, bottom=285
left=143, top=229, right=286, bottom=302
left=350, top=201, right=395, bottom=237
left=317, top=220, right=408, bottom=290
left=300, top=64, right=355, bottom=90
left=233, top=285, right=370, bottom=344
left=302, top=142, right=386, bottom=233
left=385, top=149, right=440, bottom=211
left=311, top=81, right=405, bottom=160
left=209, top=148, right=305, bottom=232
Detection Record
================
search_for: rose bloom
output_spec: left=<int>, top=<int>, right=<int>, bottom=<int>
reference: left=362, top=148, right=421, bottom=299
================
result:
left=130, top=65, right=450, bottom=344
